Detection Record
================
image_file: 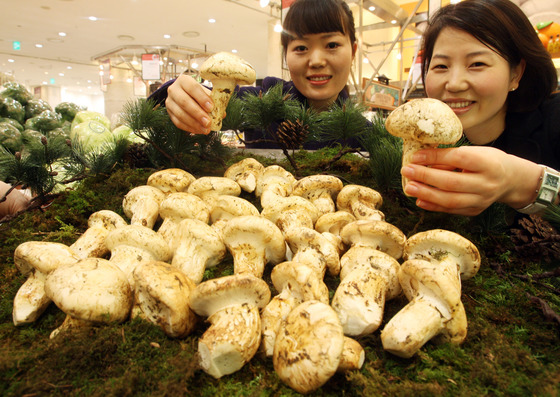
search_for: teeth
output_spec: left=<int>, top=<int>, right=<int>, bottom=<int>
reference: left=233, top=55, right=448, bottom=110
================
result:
left=308, top=76, right=330, bottom=81
left=447, top=101, right=471, bottom=109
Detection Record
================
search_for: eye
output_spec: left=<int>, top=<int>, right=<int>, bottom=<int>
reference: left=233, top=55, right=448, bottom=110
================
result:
left=292, top=45, right=307, bottom=53
left=430, top=63, right=448, bottom=70
left=470, top=61, right=487, bottom=68
left=326, top=42, right=341, bottom=49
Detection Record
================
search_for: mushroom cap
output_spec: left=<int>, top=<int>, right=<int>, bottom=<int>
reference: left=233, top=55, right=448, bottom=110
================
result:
left=340, top=245, right=401, bottom=299
left=336, top=184, right=384, bottom=220
left=224, top=158, right=265, bottom=193
left=14, top=241, right=79, bottom=275
left=337, top=337, right=365, bottom=372
left=71, top=210, right=128, bottom=259
left=210, top=195, right=260, bottom=224
left=284, top=226, right=341, bottom=277
left=255, top=165, right=296, bottom=198
left=340, top=220, right=406, bottom=260
left=200, top=52, right=256, bottom=86
left=159, top=192, right=210, bottom=223
left=385, top=98, right=462, bottom=145
left=122, top=185, right=166, bottom=228
left=45, top=257, right=132, bottom=324
left=147, top=168, right=196, bottom=194
left=261, top=195, right=320, bottom=228
left=291, top=175, right=344, bottom=215
left=271, top=261, right=329, bottom=303
left=221, top=215, right=286, bottom=276
left=172, top=218, right=226, bottom=283
left=132, top=261, right=197, bottom=338
left=105, top=224, right=172, bottom=263
left=403, top=229, right=481, bottom=280
left=188, top=273, right=271, bottom=318
left=273, top=300, right=344, bottom=394
left=187, top=177, right=241, bottom=210
left=314, top=211, right=356, bottom=235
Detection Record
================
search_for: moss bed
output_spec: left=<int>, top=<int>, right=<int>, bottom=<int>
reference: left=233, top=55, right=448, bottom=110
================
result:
left=1, top=150, right=559, bottom=396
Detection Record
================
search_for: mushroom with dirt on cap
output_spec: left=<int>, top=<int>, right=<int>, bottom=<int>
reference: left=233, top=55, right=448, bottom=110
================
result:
left=381, top=229, right=481, bottom=358
left=336, top=184, right=384, bottom=221
left=340, top=219, right=407, bottom=260
left=385, top=98, right=463, bottom=193
left=45, top=257, right=133, bottom=338
left=291, top=175, right=344, bottom=216
left=224, top=157, right=264, bottom=193
left=147, top=168, right=196, bottom=195
left=188, top=273, right=270, bottom=378
left=200, top=52, right=256, bottom=131
left=122, top=185, right=166, bottom=229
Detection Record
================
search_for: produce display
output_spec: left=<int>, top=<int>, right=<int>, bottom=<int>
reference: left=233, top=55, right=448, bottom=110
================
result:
left=10, top=157, right=481, bottom=394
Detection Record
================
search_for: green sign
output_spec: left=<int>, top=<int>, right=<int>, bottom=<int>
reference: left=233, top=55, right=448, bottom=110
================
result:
left=12, top=41, right=21, bottom=50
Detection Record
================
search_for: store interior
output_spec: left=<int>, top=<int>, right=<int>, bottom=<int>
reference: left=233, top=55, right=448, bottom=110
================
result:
left=1, top=0, right=559, bottom=120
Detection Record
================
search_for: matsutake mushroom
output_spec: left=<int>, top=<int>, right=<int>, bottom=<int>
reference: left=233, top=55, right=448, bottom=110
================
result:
left=200, top=52, right=256, bottom=131
left=12, top=242, right=79, bottom=326
left=255, top=165, right=296, bottom=208
left=188, top=273, right=270, bottom=378
left=221, top=215, right=286, bottom=278
left=157, top=192, right=210, bottom=245
left=291, top=175, right=343, bottom=217
left=261, top=261, right=329, bottom=356
left=224, top=157, right=264, bottom=193
left=131, top=261, right=197, bottom=338
left=147, top=168, right=196, bottom=195
left=273, top=300, right=345, bottom=394
left=340, top=220, right=406, bottom=260
left=187, top=176, right=241, bottom=212
left=336, top=184, right=384, bottom=221
left=381, top=229, right=481, bottom=358
left=122, top=185, right=166, bottom=229
left=69, top=210, right=127, bottom=259
left=45, top=257, right=133, bottom=338
left=385, top=98, right=463, bottom=193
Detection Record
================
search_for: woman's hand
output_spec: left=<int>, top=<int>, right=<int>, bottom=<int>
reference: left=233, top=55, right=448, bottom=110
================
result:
left=165, top=75, right=214, bottom=135
left=400, top=146, right=543, bottom=216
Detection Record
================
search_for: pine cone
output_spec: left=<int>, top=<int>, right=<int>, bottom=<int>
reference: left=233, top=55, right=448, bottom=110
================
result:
left=123, top=142, right=151, bottom=168
left=509, top=214, right=560, bottom=262
left=274, top=119, right=309, bottom=150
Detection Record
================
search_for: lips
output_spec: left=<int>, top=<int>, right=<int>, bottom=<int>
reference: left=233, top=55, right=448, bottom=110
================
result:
left=307, top=75, right=331, bottom=85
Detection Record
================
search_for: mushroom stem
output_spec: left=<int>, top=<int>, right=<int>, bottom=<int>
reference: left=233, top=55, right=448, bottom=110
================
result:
left=208, top=79, right=237, bottom=131
left=198, top=304, right=262, bottom=378
left=13, top=272, right=50, bottom=325
left=380, top=298, right=444, bottom=358
left=401, top=140, right=434, bottom=192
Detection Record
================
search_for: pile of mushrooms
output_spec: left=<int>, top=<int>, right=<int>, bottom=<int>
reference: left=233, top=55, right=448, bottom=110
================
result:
left=11, top=156, right=481, bottom=393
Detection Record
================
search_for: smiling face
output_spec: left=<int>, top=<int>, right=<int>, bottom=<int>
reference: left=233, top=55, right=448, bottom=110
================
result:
left=286, top=32, right=356, bottom=111
left=425, top=27, right=524, bottom=144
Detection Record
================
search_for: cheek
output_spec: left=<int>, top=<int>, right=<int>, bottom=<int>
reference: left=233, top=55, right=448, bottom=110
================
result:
left=424, top=74, right=443, bottom=98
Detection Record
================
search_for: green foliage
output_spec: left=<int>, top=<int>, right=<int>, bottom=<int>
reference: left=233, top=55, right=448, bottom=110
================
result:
left=1, top=97, right=25, bottom=124
left=314, top=99, right=369, bottom=147
left=55, top=101, right=84, bottom=123
left=0, top=81, right=33, bottom=105
left=25, top=99, right=52, bottom=119
left=24, top=109, right=63, bottom=133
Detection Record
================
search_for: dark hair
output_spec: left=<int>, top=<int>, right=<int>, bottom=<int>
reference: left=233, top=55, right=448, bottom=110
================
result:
left=421, top=0, right=557, bottom=112
left=281, top=0, right=356, bottom=56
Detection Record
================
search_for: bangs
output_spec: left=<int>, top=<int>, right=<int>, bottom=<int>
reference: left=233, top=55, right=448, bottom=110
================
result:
left=283, top=6, right=348, bottom=39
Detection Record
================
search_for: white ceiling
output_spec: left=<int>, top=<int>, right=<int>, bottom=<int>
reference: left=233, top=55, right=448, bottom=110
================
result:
left=0, top=0, right=556, bottom=99
left=0, top=0, right=282, bottom=96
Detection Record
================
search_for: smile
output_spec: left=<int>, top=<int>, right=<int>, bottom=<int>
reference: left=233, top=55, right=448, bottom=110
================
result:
left=307, top=76, right=331, bottom=82
left=446, top=101, right=473, bottom=109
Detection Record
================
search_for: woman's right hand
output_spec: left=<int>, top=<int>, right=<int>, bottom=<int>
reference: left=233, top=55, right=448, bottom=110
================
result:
left=165, top=75, right=214, bottom=135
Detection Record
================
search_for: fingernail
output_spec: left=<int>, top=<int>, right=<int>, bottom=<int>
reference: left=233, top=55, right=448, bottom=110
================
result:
left=204, top=102, right=213, bottom=112
left=404, top=183, right=419, bottom=195
left=412, top=152, right=426, bottom=162
left=201, top=117, right=210, bottom=127
left=401, top=166, right=415, bottom=177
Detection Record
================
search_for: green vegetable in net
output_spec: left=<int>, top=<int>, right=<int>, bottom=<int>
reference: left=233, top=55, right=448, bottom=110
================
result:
left=0, top=82, right=34, bottom=105
left=70, top=120, right=113, bottom=150
left=0, top=122, right=23, bottom=152
left=25, top=110, right=62, bottom=133
left=0, top=117, right=24, bottom=132
left=71, top=110, right=111, bottom=131
left=55, top=102, right=84, bottom=123
left=1, top=97, right=25, bottom=124
left=25, top=99, right=53, bottom=119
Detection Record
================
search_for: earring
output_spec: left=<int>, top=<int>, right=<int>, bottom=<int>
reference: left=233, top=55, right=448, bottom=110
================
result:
left=510, top=87, right=517, bottom=91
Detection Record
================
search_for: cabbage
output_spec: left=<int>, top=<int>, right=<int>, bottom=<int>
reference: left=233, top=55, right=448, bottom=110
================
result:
left=55, top=102, right=84, bottom=123
left=0, top=122, right=23, bottom=152
left=25, top=99, right=52, bottom=119
left=70, top=111, right=111, bottom=131
left=0, top=82, right=33, bottom=105
left=112, top=125, right=143, bottom=143
left=0, top=117, right=24, bottom=132
left=70, top=120, right=113, bottom=150
left=25, top=110, right=62, bottom=133
left=1, top=97, right=25, bottom=124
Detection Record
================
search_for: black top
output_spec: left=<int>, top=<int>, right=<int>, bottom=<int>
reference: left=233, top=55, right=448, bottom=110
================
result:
left=148, top=76, right=357, bottom=150
left=489, top=93, right=560, bottom=169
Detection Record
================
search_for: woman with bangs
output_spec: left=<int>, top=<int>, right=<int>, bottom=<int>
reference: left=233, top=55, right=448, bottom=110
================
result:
left=401, top=0, right=560, bottom=216
left=150, top=0, right=358, bottom=148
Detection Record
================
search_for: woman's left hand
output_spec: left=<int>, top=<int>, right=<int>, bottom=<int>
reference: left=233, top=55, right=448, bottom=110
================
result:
left=400, top=146, right=543, bottom=216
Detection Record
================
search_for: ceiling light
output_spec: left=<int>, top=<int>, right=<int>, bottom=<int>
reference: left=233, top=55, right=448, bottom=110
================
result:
left=131, top=55, right=139, bottom=65
left=8, top=59, right=14, bottom=63
left=274, top=23, right=283, bottom=33
left=232, top=49, right=238, bottom=53
left=67, top=66, right=72, bottom=69
left=209, top=18, right=216, bottom=23
left=391, top=20, right=397, bottom=24
left=192, top=62, right=199, bottom=69
left=58, top=32, right=66, bottom=37
left=88, top=16, right=98, bottom=21
left=163, top=34, right=171, bottom=39
left=369, top=6, right=376, bottom=12
left=35, top=44, right=43, bottom=48
left=260, top=0, right=270, bottom=7
left=59, top=73, right=64, bottom=77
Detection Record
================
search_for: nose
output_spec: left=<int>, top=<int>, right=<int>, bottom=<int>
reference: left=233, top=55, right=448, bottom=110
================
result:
left=445, top=67, right=469, bottom=92
left=308, top=49, right=326, bottom=68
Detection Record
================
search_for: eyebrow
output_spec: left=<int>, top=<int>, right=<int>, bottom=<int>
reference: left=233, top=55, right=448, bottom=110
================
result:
left=432, top=50, right=493, bottom=60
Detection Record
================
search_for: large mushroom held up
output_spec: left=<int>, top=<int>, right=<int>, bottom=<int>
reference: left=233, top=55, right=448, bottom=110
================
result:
left=385, top=98, right=463, bottom=193
left=200, top=52, right=256, bottom=131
